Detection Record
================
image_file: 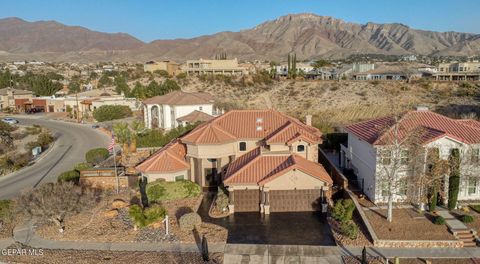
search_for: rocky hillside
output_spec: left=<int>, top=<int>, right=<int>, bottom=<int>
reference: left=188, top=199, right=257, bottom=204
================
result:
left=0, top=14, right=479, bottom=62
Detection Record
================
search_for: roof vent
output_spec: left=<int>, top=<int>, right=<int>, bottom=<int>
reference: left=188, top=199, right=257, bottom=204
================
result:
left=256, top=126, right=263, bottom=131
left=416, top=106, right=429, bottom=111
left=256, top=117, right=263, bottom=123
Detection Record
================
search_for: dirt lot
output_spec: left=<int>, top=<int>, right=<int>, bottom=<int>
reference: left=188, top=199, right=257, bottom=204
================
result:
left=364, top=208, right=455, bottom=240
left=0, top=243, right=223, bottom=264
left=36, top=193, right=227, bottom=244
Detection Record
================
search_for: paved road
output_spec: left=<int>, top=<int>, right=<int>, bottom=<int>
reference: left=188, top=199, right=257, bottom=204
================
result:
left=0, top=116, right=110, bottom=199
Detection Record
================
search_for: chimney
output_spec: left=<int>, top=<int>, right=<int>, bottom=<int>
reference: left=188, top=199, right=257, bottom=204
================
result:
left=416, top=106, right=429, bottom=111
left=305, top=114, right=312, bottom=126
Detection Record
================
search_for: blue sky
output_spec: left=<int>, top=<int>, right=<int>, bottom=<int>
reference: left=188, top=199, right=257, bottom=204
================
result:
left=1, top=0, right=479, bottom=42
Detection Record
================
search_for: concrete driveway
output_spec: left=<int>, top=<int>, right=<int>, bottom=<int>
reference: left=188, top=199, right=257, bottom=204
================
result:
left=198, top=193, right=336, bottom=246
left=0, top=115, right=110, bottom=199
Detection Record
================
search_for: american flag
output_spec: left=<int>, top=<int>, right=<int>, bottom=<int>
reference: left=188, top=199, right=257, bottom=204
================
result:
left=108, top=133, right=115, bottom=153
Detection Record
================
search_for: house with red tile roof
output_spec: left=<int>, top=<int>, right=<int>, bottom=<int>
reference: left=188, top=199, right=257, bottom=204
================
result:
left=142, top=91, right=220, bottom=130
left=136, top=109, right=333, bottom=214
left=341, top=108, right=480, bottom=204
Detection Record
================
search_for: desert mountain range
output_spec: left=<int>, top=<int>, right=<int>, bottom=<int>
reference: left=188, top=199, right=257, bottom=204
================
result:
left=0, top=13, right=479, bottom=62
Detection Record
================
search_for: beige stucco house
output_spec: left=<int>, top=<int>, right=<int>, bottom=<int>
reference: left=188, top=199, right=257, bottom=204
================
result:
left=136, top=109, right=333, bottom=214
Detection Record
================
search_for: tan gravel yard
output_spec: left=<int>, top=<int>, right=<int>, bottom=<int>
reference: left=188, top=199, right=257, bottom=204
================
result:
left=36, top=193, right=227, bottom=244
left=364, top=208, right=455, bottom=240
left=0, top=243, right=223, bottom=264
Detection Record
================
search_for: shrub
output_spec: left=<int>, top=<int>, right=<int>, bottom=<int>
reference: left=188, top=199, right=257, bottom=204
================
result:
left=85, top=148, right=109, bottom=164
left=74, top=162, right=92, bottom=171
left=433, top=215, right=445, bottom=225
left=146, top=180, right=201, bottom=202
left=128, top=204, right=146, bottom=227
left=179, top=212, right=202, bottom=231
left=0, top=200, right=12, bottom=221
left=57, top=170, right=80, bottom=183
left=37, top=132, right=54, bottom=147
left=461, top=214, right=474, bottom=224
left=128, top=203, right=167, bottom=228
left=215, top=189, right=229, bottom=212
left=146, top=184, right=166, bottom=201
left=341, top=221, right=359, bottom=240
left=144, top=204, right=167, bottom=223
left=332, top=199, right=355, bottom=223
left=448, top=149, right=460, bottom=210
left=429, top=188, right=438, bottom=212
left=93, top=105, right=132, bottom=122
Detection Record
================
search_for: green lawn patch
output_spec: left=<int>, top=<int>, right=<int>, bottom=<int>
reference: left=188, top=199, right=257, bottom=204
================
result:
left=146, top=180, right=201, bottom=202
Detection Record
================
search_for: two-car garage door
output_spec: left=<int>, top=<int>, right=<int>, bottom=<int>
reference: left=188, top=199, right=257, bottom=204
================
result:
left=234, top=189, right=323, bottom=213
left=269, top=189, right=322, bottom=212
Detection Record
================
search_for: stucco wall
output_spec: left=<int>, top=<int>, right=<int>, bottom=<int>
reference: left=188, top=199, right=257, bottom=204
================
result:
left=144, top=170, right=188, bottom=182
left=346, top=133, right=377, bottom=201
left=264, top=170, right=328, bottom=191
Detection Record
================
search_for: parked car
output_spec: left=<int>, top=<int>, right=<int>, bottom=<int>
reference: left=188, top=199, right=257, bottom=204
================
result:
left=91, top=125, right=100, bottom=129
left=1, top=117, right=19, bottom=124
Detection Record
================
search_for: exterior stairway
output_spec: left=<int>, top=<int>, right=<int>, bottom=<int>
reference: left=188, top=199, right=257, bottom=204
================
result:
left=436, top=209, right=478, bottom=247
left=455, top=229, right=477, bottom=247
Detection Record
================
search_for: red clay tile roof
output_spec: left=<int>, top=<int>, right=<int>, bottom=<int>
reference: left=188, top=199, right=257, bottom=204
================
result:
left=224, top=147, right=332, bottom=185
left=143, top=91, right=213, bottom=105
left=176, top=110, right=214, bottom=123
left=181, top=109, right=321, bottom=144
left=135, top=139, right=189, bottom=173
left=457, top=119, right=480, bottom=130
left=265, top=121, right=320, bottom=145
left=345, top=110, right=480, bottom=145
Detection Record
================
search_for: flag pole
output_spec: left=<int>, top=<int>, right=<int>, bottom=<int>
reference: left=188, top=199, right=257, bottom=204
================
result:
left=112, top=132, right=119, bottom=194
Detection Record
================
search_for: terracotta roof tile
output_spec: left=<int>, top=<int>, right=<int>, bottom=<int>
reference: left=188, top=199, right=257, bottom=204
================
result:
left=135, top=139, right=189, bottom=173
left=224, top=147, right=332, bottom=185
left=143, top=91, right=213, bottom=105
left=181, top=109, right=321, bottom=144
left=345, top=110, right=480, bottom=145
left=176, top=110, right=214, bottom=123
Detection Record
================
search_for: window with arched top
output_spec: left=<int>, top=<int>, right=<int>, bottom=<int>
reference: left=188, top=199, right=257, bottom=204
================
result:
left=297, top=145, right=305, bottom=152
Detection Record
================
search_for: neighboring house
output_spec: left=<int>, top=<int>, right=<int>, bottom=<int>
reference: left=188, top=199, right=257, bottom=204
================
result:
left=182, top=58, right=246, bottom=75
left=341, top=108, right=480, bottom=204
left=275, top=63, right=314, bottom=77
left=434, top=62, right=480, bottom=81
left=64, top=94, right=140, bottom=120
left=0, top=87, right=34, bottom=112
left=136, top=109, right=333, bottom=214
left=352, top=63, right=375, bottom=73
left=142, top=91, right=217, bottom=130
left=352, top=66, right=422, bottom=81
left=305, top=68, right=335, bottom=80
left=144, top=60, right=181, bottom=76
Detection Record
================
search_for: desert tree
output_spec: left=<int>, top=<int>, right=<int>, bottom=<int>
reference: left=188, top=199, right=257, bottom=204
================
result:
left=375, top=106, right=430, bottom=222
left=16, top=182, right=100, bottom=232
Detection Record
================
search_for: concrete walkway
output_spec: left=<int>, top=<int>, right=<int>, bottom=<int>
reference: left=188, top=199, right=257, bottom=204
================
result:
left=436, top=209, right=470, bottom=231
left=342, top=246, right=480, bottom=259
left=224, top=244, right=342, bottom=264
left=11, top=221, right=225, bottom=253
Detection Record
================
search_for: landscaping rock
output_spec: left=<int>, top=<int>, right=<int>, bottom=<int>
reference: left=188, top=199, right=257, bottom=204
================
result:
left=135, top=227, right=179, bottom=243
left=112, top=199, right=128, bottom=209
left=104, top=209, right=119, bottom=218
